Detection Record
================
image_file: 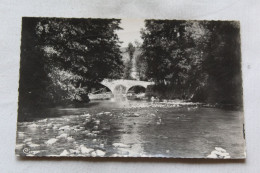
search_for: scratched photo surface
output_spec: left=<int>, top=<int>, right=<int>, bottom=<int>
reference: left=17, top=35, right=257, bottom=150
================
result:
left=16, top=17, right=245, bottom=158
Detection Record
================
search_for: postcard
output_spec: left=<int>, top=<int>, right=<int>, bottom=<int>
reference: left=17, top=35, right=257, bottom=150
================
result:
left=16, top=17, right=245, bottom=158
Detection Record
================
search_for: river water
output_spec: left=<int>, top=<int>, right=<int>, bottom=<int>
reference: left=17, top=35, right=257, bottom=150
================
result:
left=16, top=99, right=245, bottom=158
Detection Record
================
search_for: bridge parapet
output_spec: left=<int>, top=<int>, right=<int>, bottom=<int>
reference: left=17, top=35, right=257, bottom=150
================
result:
left=100, top=79, right=154, bottom=95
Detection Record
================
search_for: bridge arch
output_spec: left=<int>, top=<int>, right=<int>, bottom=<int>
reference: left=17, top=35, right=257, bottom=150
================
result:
left=100, top=79, right=154, bottom=96
left=90, top=83, right=112, bottom=94
left=126, top=85, right=147, bottom=94
left=99, top=84, right=113, bottom=94
left=88, top=83, right=113, bottom=100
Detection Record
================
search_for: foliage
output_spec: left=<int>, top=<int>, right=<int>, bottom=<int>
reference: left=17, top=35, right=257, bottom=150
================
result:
left=126, top=43, right=136, bottom=61
left=141, top=20, right=242, bottom=105
left=19, top=17, right=123, bottom=108
left=123, top=43, right=135, bottom=79
left=135, top=52, right=148, bottom=81
left=123, top=59, right=133, bottom=79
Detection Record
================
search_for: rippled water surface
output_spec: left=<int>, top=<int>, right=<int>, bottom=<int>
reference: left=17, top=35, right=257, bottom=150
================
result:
left=16, top=100, right=245, bottom=158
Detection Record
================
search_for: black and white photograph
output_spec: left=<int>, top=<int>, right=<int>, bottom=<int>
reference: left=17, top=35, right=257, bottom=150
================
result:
left=16, top=17, right=245, bottom=159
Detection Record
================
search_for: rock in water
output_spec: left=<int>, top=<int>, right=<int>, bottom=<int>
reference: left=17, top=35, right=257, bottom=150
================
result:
left=24, top=138, right=32, bottom=143
left=224, top=155, right=231, bottom=159
left=56, top=133, right=68, bottom=139
left=38, top=118, right=48, bottom=123
left=28, top=123, right=39, bottom=128
left=69, top=149, right=80, bottom=155
left=18, top=132, right=26, bottom=138
left=102, top=126, right=111, bottom=131
left=60, top=150, right=69, bottom=156
left=81, top=113, right=91, bottom=118
left=46, top=123, right=53, bottom=128
left=91, top=151, right=97, bottom=157
left=52, top=125, right=58, bottom=130
left=59, top=125, right=70, bottom=131
left=92, top=131, right=100, bottom=134
left=79, top=127, right=85, bottom=130
left=207, top=147, right=231, bottom=159
left=28, top=143, right=40, bottom=149
left=215, top=147, right=226, bottom=153
left=30, top=150, right=41, bottom=155
left=45, top=138, right=58, bottom=145
left=97, top=112, right=104, bottom=115
left=94, top=120, right=100, bottom=125
left=67, top=137, right=75, bottom=142
left=112, top=143, right=131, bottom=148
left=80, top=145, right=94, bottom=154
left=96, top=150, right=105, bottom=157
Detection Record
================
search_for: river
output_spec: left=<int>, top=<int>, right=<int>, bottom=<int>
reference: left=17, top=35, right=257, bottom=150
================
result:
left=16, top=99, right=245, bottom=158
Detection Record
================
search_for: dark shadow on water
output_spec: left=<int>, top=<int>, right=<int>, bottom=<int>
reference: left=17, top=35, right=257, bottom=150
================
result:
left=18, top=102, right=101, bottom=122
left=17, top=156, right=246, bottom=164
left=59, top=102, right=101, bottom=108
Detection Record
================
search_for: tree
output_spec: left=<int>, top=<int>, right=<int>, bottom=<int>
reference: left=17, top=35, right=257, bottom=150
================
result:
left=140, top=20, right=242, bottom=105
left=126, top=42, right=136, bottom=61
left=140, top=20, right=191, bottom=93
left=19, top=17, right=123, bottom=109
left=181, top=21, right=212, bottom=98
left=202, top=21, right=242, bottom=104
left=123, top=42, right=135, bottom=79
left=123, top=59, right=133, bottom=79
left=135, top=53, right=148, bottom=81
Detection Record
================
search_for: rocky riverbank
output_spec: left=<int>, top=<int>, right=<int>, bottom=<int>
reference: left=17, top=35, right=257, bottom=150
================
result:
left=16, top=99, right=245, bottom=158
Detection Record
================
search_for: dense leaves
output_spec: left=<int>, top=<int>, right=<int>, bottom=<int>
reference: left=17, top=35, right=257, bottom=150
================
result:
left=19, top=17, right=123, bottom=109
left=123, top=43, right=135, bottom=79
left=141, top=20, right=242, bottom=105
left=135, top=51, right=148, bottom=81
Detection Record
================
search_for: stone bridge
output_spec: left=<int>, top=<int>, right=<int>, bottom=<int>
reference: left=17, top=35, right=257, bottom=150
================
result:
left=100, top=79, right=154, bottom=95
